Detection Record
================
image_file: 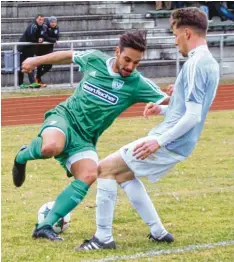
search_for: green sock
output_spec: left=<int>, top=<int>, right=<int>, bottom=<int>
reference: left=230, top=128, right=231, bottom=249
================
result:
left=38, top=179, right=89, bottom=229
left=16, top=137, right=43, bottom=164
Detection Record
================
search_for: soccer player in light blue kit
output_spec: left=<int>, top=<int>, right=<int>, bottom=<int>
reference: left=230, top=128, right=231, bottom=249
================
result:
left=78, top=7, right=220, bottom=250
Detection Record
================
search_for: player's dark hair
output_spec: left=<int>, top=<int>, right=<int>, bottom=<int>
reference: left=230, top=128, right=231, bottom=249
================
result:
left=35, top=14, right=44, bottom=19
left=171, top=7, right=208, bottom=36
left=119, top=30, right=147, bottom=52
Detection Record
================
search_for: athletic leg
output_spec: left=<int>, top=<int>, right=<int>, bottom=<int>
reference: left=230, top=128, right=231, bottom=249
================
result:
left=12, top=117, right=67, bottom=187
left=76, top=151, right=133, bottom=250
left=34, top=151, right=99, bottom=241
left=120, top=178, right=172, bottom=241
left=95, top=152, right=133, bottom=241
left=16, top=128, right=65, bottom=163
left=94, top=151, right=170, bottom=242
left=77, top=136, right=177, bottom=249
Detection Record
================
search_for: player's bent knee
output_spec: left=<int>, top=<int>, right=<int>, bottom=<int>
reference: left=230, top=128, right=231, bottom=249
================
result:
left=75, top=170, right=97, bottom=185
left=41, top=141, right=64, bottom=157
left=85, top=173, right=97, bottom=184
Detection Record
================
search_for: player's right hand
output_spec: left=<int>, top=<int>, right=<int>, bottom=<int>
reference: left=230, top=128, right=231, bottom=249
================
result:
left=22, top=57, right=39, bottom=73
left=143, top=102, right=162, bottom=118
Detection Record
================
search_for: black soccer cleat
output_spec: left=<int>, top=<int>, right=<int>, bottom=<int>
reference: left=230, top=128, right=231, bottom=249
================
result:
left=74, top=235, right=116, bottom=251
left=12, top=145, right=28, bottom=187
left=32, top=224, right=63, bottom=241
left=148, top=232, right=174, bottom=243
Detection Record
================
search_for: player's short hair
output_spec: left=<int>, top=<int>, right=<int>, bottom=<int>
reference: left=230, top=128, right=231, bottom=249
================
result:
left=119, top=30, right=147, bottom=52
left=170, top=7, right=208, bottom=36
left=35, top=14, right=44, bottom=19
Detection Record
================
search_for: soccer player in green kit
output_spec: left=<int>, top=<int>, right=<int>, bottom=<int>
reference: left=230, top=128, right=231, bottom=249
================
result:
left=12, top=31, right=168, bottom=241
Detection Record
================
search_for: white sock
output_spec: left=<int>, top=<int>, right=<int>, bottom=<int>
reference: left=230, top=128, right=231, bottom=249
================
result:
left=120, top=177, right=167, bottom=238
left=95, top=178, right=117, bottom=243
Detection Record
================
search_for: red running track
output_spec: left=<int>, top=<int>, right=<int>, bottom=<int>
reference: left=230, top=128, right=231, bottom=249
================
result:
left=2, top=85, right=234, bottom=126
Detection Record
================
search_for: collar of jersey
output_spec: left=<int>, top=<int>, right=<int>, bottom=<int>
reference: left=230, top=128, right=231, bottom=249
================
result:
left=188, top=45, right=209, bottom=58
left=106, top=57, right=122, bottom=77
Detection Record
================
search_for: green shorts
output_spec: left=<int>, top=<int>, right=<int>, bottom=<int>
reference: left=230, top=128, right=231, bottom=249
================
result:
left=38, top=112, right=97, bottom=176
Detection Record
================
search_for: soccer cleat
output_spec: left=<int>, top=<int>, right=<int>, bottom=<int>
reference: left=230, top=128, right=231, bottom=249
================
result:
left=29, top=82, right=41, bottom=88
left=32, top=224, right=63, bottom=241
left=74, top=235, right=116, bottom=251
left=19, top=83, right=29, bottom=89
left=148, top=232, right=174, bottom=243
left=12, top=145, right=28, bottom=187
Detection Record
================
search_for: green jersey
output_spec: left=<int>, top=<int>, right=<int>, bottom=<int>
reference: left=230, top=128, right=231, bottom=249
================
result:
left=46, top=50, right=167, bottom=145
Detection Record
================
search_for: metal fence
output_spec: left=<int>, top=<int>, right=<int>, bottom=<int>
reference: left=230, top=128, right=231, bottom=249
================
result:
left=1, top=33, right=234, bottom=88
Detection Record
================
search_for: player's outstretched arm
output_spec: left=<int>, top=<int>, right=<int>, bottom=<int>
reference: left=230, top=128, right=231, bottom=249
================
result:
left=137, top=101, right=202, bottom=159
left=22, top=51, right=73, bottom=73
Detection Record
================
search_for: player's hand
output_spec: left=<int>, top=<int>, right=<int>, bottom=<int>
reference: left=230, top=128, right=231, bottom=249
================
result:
left=133, top=139, right=160, bottom=160
left=38, top=38, right=44, bottom=43
left=143, top=102, right=162, bottom=118
left=22, top=57, right=39, bottom=73
left=167, top=84, right=174, bottom=96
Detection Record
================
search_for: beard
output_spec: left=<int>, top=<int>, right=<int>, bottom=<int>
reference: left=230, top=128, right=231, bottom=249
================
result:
left=117, top=65, right=132, bottom=77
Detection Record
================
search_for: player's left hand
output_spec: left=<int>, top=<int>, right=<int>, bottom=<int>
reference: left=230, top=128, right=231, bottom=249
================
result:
left=133, top=139, right=160, bottom=160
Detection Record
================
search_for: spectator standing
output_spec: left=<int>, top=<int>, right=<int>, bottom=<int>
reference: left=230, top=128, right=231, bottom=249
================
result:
left=198, top=1, right=233, bottom=21
left=18, top=14, right=46, bottom=88
left=35, top=16, right=60, bottom=88
left=172, top=1, right=185, bottom=9
left=155, top=1, right=172, bottom=11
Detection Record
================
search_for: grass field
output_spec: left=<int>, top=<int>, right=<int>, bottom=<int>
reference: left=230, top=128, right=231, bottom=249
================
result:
left=2, top=111, right=234, bottom=262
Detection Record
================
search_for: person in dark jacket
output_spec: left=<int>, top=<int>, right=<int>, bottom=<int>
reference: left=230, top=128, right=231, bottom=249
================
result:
left=35, top=16, right=59, bottom=87
left=18, top=14, right=46, bottom=88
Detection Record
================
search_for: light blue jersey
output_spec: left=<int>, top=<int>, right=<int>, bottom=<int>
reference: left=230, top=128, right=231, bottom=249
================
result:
left=149, top=45, right=220, bottom=157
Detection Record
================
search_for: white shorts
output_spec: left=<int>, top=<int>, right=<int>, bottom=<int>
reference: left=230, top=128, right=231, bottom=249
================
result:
left=66, top=150, right=99, bottom=173
left=120, top=136, right=186, bottom=183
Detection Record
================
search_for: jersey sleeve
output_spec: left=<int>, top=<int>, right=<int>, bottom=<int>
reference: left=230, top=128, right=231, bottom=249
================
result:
left=186, top=62, right=208, bottom=104
left=27, top=24, right=38, bottom=42
left=134, top=75, right=168, bottom=104
left=72, top=50, right=98, bottom=72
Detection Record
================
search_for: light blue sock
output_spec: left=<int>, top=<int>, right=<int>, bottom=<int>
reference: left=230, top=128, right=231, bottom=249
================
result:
left=121, top=178, right=167, bottom=238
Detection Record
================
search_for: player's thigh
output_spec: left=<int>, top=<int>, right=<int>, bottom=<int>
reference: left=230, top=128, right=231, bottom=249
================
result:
left=41, top=128, right=66, bottom=153
left=98, top=151, right=135, bottom=182
left=39, top=114, right=68, bottom=153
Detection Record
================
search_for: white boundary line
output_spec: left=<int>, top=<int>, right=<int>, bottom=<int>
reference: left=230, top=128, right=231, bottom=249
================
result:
left=82, top=240, right=234, bottom=262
